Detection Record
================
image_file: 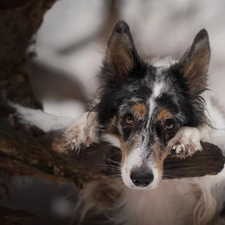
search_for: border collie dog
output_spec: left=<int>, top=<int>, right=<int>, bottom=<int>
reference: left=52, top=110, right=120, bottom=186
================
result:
left=64, top=21, right=225, bottom=225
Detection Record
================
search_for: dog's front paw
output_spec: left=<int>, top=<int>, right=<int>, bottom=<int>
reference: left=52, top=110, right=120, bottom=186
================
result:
left=63, top=111, right=100, bottom=152
left=167, top=127, right=202, bottom=158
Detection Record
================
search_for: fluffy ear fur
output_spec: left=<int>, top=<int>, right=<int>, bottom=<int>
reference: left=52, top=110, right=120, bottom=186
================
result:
left=179, top=29, right=210, bottom=94
left=102, top=20, right=140, bottom=83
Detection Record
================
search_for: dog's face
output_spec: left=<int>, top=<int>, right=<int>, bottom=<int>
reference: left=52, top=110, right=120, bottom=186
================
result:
left=97, top=21, right=210, bottom=190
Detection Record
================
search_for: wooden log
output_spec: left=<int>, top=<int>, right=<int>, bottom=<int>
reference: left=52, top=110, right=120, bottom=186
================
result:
left=163, top=142, right=225, bottom=179
left=0, top=103, right=224, bottom=189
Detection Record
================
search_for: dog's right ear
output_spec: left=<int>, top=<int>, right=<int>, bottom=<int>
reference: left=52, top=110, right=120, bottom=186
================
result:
left=102, top=21, right=140, bottom=83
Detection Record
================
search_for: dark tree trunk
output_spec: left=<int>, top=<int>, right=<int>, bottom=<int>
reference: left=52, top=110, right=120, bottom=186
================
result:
left=0, top=0, right=56, bottom=223
left=0, top=0, right=56, bottom=108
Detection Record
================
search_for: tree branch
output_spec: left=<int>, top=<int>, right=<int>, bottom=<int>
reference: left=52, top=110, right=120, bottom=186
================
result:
left=0, top=103, right=224, bottom=189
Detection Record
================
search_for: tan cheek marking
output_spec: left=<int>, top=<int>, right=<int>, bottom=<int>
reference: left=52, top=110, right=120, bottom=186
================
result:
left=157, top=109, right=172, bottom=121
left=121, top=138, right=141, bottom=164
left=105, top=116, right=117, bottom=132
left=121, top=143, right=130, bottom=164
left=132, top=103, right=147, bottom=118
left=105, top=116, right=122, bottom=145
left=152, top=144, right=169, bottom=175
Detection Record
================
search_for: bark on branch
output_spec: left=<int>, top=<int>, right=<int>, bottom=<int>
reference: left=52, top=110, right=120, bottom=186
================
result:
left=0, top=103, right=224, bottom=189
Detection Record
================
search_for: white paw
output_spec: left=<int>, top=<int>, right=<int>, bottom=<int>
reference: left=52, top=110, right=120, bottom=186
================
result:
left=63, top=111, right=100, bottom=152
left=167, top=127, right=202, bottom=158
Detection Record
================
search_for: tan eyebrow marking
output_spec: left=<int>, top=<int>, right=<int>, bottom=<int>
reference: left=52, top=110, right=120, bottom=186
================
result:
left=157, top=109, right=172, bottom=121
left=106, top=115, right=117, bottom=132
left=132, top=103, right=147, bottom=118
left=121, top=138, right=141, bottom=163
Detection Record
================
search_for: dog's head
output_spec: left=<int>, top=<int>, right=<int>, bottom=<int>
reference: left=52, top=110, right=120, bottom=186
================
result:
left=97, top=21, right=210, bottom=190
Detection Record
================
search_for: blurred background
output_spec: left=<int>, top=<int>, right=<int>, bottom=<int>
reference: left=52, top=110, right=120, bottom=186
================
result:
left=1, top=0, right=225, bottom=224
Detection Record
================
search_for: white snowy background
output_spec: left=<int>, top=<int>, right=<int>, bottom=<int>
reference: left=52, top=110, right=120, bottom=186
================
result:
left=1, top=1, right=225, bottom=224
left=35, top=0, right=225, bottom=120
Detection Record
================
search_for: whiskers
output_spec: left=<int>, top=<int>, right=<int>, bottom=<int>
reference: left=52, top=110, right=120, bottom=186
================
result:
left=96, top=156, right=122, bottom=180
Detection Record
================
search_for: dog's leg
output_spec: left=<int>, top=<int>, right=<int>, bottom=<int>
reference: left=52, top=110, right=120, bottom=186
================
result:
left=63, top=111, right=100, bottom=152
left=166, top=126, right=209, bottom=158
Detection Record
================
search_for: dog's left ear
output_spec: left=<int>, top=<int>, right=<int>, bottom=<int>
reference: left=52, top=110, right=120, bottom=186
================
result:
left=179, top=29, right=210, bottom=94
left=103, top=20, right=140, bottom=83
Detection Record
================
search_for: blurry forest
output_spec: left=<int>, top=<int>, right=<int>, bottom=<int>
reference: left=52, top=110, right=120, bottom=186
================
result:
left=1, top=0, right=225, bottom=224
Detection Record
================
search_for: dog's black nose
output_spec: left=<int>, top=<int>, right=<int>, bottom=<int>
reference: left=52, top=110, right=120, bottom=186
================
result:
left=130, top=169, right=154, bottom=187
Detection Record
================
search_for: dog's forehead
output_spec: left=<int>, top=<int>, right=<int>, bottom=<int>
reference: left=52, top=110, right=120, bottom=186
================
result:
left=117, top=65, right=183, bottom=128
left=120, top=66, right=172, bottom=108
left=144, top=66, right=171, bottom=95
left=147, top=67, right=172, bottom=115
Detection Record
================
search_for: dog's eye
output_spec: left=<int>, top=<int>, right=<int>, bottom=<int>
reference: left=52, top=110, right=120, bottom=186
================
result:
left=164, top=119, right=175, bottom=130
left=124, top=113, right=134, bottom=125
